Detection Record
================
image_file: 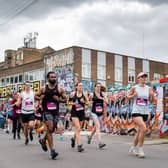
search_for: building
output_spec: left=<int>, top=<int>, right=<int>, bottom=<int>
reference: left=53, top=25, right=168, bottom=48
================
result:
left=0, top=45, right=168, bottom=97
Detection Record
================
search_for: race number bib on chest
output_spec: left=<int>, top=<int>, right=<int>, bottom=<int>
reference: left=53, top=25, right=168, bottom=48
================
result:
left=47, top=102, right=57, bottom=110
left=16, top=109, right=21, bottom=114
left=25, top=101, right=33, bottom=106
left=75, top=104, right=84, bottom=111
left=95, top=106, right=103, bottom=113
left=136, top=98, right=148, bottom=106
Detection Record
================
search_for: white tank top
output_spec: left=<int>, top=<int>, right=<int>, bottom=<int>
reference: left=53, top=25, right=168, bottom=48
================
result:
left=132, top=85, right=149, bottom=115
left=21, top=91, right=34, bottom=114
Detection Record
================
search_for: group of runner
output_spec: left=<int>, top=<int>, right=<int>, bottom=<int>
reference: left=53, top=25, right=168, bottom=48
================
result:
left=1, top=71, right=154, bottom=159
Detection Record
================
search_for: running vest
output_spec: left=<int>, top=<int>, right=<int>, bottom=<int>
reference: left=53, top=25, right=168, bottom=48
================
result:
left=71, top=92, right=85, bottom=113
left=6, top=103, right=13, bottom=116
left=21, top=91, right=34, bottom=114
left=92, top=92, right=104, bottom=116
left=132, top=85, right=149, bottom=115
left=42, top=85, right=60, bottom=115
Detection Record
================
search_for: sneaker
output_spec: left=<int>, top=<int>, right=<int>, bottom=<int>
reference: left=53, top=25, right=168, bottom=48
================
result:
left=78, top=145, right=84, bottom=152
left=25, top=138, right=29, bottom=145
left=13, top=134, right=16, bottom=140
left=29, top=131, right=33, bottom=141
left=71, top=138, right=75, bottom=148
left=50, top=150, right=59, bottom=160
left=60, top=136, right=63, bottom=141
left=39, top=139, right=48, bottom=152
left=99, top=143, right=106, bottom=149
left=129, top=147, right=138, bottom=156
left=137, top=149, right=145, bottom=158
left=17, top=134, right=21, bottom=140
left=87, top=136, right=91, bottom=144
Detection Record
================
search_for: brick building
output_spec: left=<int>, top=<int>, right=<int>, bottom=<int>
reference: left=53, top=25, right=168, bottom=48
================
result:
left=0, top=45, right=168, bottom=96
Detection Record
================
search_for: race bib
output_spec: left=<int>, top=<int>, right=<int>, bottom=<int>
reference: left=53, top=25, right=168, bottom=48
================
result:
left=59, top=113, right=64, bottom=117
left=75, top=104, right=84, bottom=111
left=25, top=101, right=33, bottom=106
left=47, top=102, right=57, bottom=110
left=16, top=109, right=21, bottom=114
left=95, top=106, right=103, bottom=113
left=136, top=98, right=148, bottom=106
left=35, top=113, right=41, bottom=117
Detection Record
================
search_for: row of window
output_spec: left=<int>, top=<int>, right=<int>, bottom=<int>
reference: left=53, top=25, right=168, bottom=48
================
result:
left=0, top=69, right=44, bottom=86
left=81, top=49, right=159, bottom=86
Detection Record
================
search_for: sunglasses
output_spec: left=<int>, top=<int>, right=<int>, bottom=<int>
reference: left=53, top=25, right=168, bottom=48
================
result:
left=139, top=75, right=147, bottom=79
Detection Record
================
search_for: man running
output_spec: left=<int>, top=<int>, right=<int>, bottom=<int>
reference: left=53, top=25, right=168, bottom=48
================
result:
left=36, top=71, right=67, bottom=160
left=15, top=82, right=35, bottom=145
left=128, top=72, right=154, bottom=158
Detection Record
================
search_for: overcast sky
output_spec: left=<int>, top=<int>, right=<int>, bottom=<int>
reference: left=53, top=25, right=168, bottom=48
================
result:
left=0, top=0, right=167, bottom=63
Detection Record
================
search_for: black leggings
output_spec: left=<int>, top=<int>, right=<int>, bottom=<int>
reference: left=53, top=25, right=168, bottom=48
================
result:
left=12, top=117, right=22, bottom=135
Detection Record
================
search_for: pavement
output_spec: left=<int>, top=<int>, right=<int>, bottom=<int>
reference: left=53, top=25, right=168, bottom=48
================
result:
left=0, top=129, right=168, bottom=168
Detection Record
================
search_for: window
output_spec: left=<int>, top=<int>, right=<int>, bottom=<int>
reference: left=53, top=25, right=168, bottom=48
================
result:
left=115, top=55, right=123, bottom=84
left=97, top=52, right=106, bottom=86
left=154, top=73, right=160, bottom=80
left=19, top=75, right=23, bottom=83
left=6, top=78, right=10, bottom=85
left=82, top=49, right=91, bottom=80
left=16, top=54, right=20, bottom=60
left=128, top=57, right=135, bottom=83
left=10, top=77, right=14, bottom=84
left=143, top=60, right=150, bottom=81
left=21, top=52, right=24, bottom=60
left=14, top=76, right=18, bottom=83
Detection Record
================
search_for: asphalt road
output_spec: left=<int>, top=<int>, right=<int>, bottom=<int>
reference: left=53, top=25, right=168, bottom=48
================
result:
left=0, top=129, right=168, bottom=168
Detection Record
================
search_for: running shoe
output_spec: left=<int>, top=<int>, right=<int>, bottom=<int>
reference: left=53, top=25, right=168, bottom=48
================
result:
left=39, top=139, right=48, bottom=152
left=17, top=134, right=21, bottom=140
left=87, top=136, right=92, bottom=144
left=99, top=143, right=106, bottom=149
left=50, top=150, right=59, bottom=160
left=60, top=136, right=63, bottom=141
left=78, top=145, right=84, bottom=152
left=29, top=131, right=33, bottom=141
left=129, top=147, right=138, bottom=156
left=25, top=138, right=29, bottom=145
left=137, top=149, right=145, bottom=158
left=71, top=137, right=75, bottom=148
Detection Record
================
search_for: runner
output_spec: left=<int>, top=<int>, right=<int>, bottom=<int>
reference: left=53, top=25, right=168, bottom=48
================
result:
left=34, top=100, right=43, bottom=138
left=5, top=98, right=13, bottom=133
left=87, top=82, right=108, bottom=149
left=58, top=103, right=68, bottom=141
left=15, top=81, right=35, bottom=145
left=69, top=82, right=89, bottom=152
left=11, top=93, right=22, bottom=140
left=128, top=72, right=154, bottom=158
left=36, top=71, right=67, bottom=159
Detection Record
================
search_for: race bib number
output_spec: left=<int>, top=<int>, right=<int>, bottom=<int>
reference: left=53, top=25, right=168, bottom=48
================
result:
left=47, top=102, right=57, bottom=110
left=75, top=104, right=84, bottom=111
left=136, top=98, right=148, bottom=106
left=25, top=101, right=33, bottom=106
left=95, top=106, right=103, bottom=113
left=16, top=109, right=21, bottom=114
left=35, top=113, right=41, bottom=117
left=59, top=113, right=64, bottom=117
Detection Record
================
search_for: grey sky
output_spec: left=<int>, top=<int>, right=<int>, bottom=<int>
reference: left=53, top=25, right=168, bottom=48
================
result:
left=0, top=0, right=167, bottom=63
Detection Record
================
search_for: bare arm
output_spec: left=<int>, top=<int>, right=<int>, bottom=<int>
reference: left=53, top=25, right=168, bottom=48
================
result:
left=102, top=92, right=109, bottom=104
left=15, top=94, right=23, bottom=107
left=59, top=87, right=67, bottom=103
left=83, top=92, right=89, bottom=105
left=34, top=87, right=45, bottom=100
left=127, top=87, right=137, bottom=99
left=149, top=87, right=154, bottom=103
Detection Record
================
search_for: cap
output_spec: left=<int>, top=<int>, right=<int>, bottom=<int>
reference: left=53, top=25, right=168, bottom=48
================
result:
left=137, top=72, right=148, bottom=79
